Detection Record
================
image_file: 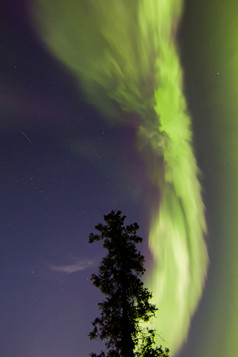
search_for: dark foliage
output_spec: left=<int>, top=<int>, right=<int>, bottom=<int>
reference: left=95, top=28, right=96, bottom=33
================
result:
left=89, top=210, right=169, bottom=357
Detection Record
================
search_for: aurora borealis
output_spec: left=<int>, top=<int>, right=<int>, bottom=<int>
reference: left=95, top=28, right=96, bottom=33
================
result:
left=32, top=0, right=207, bottom=353
left=1, top=0, right=238, bottom=356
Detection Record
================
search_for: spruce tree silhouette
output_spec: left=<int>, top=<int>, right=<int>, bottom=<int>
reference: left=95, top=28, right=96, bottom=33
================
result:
left=89, top=210, right=169, bottom=357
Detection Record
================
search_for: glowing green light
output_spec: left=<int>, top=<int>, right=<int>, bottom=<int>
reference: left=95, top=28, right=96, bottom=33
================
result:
left=192, top=1, right=238, bottom=355
left=32, top=0, right=208, bottom=354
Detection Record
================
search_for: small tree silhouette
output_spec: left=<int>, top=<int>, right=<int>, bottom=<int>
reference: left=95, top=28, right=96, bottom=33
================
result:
left=89, top=210, right=169, bottom=357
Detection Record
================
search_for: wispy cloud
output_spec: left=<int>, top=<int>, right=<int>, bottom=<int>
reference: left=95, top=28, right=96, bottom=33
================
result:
left=49, top=259, right=94, bottom=274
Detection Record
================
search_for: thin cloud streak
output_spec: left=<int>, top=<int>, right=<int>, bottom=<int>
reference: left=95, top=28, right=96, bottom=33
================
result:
left=49, top=259, right=94, bottom=274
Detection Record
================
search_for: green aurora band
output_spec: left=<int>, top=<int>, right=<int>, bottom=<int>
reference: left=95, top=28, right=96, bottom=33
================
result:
left=189, top=1, right=238, bottom=355
left=32, top=0, right=208, bottom=354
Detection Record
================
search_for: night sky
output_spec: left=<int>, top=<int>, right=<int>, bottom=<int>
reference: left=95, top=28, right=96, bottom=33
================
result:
left=1, top=1, right=238, bottom=357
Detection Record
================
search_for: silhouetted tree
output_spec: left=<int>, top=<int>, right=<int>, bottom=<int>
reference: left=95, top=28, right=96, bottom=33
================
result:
left=89, top=210, right=169, bottom=357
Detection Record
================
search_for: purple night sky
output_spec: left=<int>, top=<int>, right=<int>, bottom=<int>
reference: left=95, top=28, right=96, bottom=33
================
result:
left=1, top=1, right=236, bottom=356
